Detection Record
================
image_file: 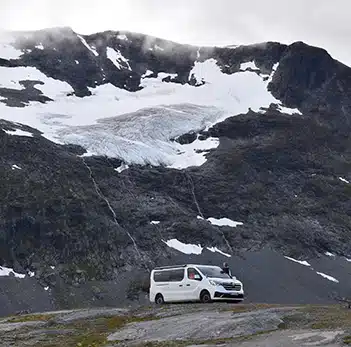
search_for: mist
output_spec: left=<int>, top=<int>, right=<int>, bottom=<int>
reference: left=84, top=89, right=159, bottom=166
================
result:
left=1, top=0, right=351, bottom=66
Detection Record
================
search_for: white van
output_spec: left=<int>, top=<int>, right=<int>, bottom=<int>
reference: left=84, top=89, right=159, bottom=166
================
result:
left=149, top=264, right=244, bottom=304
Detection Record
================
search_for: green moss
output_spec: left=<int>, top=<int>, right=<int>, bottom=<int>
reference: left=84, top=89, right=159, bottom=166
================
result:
left=343, top=335, right=351, bottom=345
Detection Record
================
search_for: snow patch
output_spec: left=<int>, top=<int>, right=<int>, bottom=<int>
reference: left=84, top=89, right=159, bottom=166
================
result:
left=284, top=256, right=311, bottom=267
left=197, top=215, right=204, bottom=220
left=114, top=163, right=129, bottom=173
left=207, top=247, right=231, bottom=258
left=316, top=272, right=339, bottom=283
left=0, top=66, right=74, bottom=98
left=4, top=128, right=33, bottom=137
left=44, top=286, right=49, bottom=291
left=339, top=177, right=350, bottom=184
left=142, top=70, right=153, bottom=78
left=169, top=136, right=219, bottom=170
left=240, top=61, right=258, bottom=70
left=207, top=217, right=243, bottom=228
left=117, top=34, right=128, bottom=41
left=50, top=266, right=55, bottom=270
left=35, top=43, right=44, bottom=50
left=155, top=44, right=164, bottom=51
left=325, top=252, right=336, bottom=257
left=11, top=164, right=22, bottom=170
left=0, top=266, right=26, bottom=279
left=28, top=271, right=35, bottom=277
left=0, top=36, right=23, bottom=60
left=163, top=239, right=203, bottom=255
left=150, top=221, right=160, bottom=225
left=77, top=34, right=98, bottom=56
left=106, top=47, right=131, bottom=71
left=75, top=60, right=80, bottom=64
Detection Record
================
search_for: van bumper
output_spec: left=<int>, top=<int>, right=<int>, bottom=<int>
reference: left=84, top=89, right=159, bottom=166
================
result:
left=213, top=292, right=244, bottom=301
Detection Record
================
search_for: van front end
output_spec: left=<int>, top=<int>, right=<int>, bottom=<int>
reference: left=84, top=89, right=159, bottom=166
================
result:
left=208, top=279, right=244, bottom=301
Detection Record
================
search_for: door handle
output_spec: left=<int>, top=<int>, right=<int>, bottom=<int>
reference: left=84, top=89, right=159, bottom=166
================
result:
left=179, top=285, right=183, bottom=287
left=186, top=284, right=190, bottom=286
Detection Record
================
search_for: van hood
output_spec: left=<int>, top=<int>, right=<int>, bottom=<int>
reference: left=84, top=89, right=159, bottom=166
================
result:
left=208, top=277, right=237, bottom=283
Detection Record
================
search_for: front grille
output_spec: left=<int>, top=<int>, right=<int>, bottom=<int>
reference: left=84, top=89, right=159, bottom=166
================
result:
left=221, top=283, right=241, bottom=291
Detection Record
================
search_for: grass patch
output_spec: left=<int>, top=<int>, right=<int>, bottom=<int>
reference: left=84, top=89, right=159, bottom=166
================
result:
left=343, top=335, right=351, bottom=345
left=304, top=306, right=351, bottom=330
left=31, top=314, right=161, bottom=347
left=7, top=313, right=56, bottom=323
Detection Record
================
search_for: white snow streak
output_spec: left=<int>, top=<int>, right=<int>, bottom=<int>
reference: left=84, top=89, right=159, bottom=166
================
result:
left=207, top=217, right=243, bottom=228
left=316, top=272, right=339, bottom=283
left=155, top=44, right=164, bottom=51
left=0, top=266, right=26, bottom=278
left=3, top=128, right=33, bottom=137
left=75, top=60, right=80, bottom=64
left=11, top=164, right=22, bottom=170
left=339, top=177, right=350, bottom=184
left=325, top=252, right=336, bottom=257
left=35, top=43, right=44, bottom=50
left=77, top=34, right=98, bottom=56
left=207, top=247, right=231, bottom=258
left=284, top=256, right=311, bottom=267
left=150, top=221, right=160, bottom=225
left=106, top=47, right=131, bottom=71
left=163, top=239, right=203, bottom=255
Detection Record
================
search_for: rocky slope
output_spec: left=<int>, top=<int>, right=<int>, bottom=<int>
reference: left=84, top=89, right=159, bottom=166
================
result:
left=0, top=304, right=349, bottom=346
left=0, top=27, right=351, bottom=315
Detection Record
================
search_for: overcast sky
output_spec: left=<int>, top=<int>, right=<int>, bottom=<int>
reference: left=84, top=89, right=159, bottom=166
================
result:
left=1, top=0, right=350, bottom=66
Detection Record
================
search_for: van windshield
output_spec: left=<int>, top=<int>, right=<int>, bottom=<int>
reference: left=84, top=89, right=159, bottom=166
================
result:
left=197, top=266, right=231, bottom=279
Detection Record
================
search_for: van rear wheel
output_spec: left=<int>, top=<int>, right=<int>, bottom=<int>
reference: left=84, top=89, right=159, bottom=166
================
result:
left=155, top=294, right=165, bottom=305
left=200, top=290, right=212, bottom=303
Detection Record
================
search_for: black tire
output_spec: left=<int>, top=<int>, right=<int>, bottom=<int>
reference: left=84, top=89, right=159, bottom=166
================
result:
left=200, top=290, right=212, bottom=303
left=155, top=294, right=165, bottom=305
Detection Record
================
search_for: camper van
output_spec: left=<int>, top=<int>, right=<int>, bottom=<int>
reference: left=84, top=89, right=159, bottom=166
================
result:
left=149, top=264, right=244, bottom=304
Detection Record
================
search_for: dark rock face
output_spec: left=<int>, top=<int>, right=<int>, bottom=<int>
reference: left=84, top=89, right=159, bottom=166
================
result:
left=1, top=28, right=351, bottom=314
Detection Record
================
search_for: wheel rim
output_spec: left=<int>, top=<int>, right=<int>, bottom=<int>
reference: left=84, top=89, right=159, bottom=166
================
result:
left=156, top=296, right=163, bottom=304
left=202, top=293, right=210, bottom=303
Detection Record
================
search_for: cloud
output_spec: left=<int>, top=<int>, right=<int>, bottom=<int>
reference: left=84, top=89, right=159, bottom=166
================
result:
left=1, top=0, right=351, bottom=66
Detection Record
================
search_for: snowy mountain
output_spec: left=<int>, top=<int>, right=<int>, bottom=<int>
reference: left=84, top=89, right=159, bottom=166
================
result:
left=1, top=27, right=351, bottom=315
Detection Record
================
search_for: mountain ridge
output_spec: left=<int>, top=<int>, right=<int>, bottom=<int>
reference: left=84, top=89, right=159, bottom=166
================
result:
left=0, top=27, right=351, bottom=315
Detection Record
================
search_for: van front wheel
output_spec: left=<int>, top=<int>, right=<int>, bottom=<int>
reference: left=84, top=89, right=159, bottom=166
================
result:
left=200, top=290, right=212, bottom=303
left=155, top=294, right=165, bottom=305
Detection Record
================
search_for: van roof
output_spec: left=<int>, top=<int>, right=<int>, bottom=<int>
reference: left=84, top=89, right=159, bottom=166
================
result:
left=153, top=264, right=220, bottom=271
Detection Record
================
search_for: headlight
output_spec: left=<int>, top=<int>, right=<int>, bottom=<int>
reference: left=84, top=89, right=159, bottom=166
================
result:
left=209, top=280, right=217, bottom=286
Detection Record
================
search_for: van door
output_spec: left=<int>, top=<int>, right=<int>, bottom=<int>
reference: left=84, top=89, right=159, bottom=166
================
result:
left=168, top=268, right=186, bottom=302
left=183, top=267, right=203, bottom=300
left=152, top=270, right=171, bottom=301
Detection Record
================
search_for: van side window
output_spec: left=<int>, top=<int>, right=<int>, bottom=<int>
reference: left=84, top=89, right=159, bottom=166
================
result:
left=169, top=269, right=184, bottom=282
left=153, top=269, right=184, bottom=282
left=187, top=268, right=202, bottom=280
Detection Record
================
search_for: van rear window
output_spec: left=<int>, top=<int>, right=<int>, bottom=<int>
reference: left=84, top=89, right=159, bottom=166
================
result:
left=153, top=269, right=184, bottom=282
